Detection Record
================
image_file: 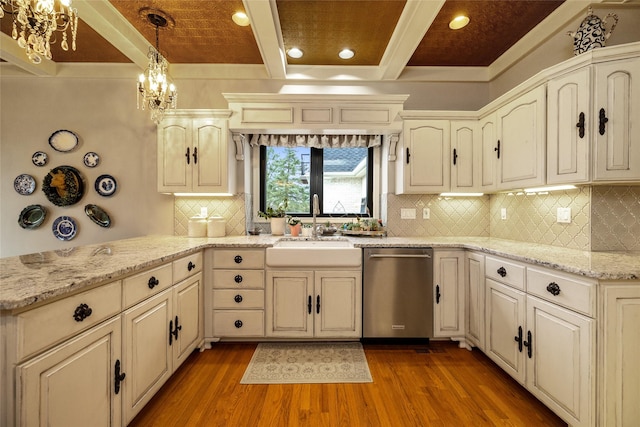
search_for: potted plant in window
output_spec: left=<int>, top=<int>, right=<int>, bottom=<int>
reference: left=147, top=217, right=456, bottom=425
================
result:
left=287, top=216, right=302, bottom=237
left=258, top=199, right=288, bottom=235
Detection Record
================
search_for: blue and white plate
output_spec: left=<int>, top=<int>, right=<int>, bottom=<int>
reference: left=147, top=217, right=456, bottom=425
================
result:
left=95, top=174, right=117, bottom=197
left=83, top=152, right=100, bottom=168
left=52, top=216, right=77, bottom=241
left=32, top=151, right=48, bottom=167
left=14, top=174, right=36, bottom=195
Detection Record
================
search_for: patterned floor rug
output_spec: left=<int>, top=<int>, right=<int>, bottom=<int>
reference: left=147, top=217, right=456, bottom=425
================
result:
left=240, top=342, right=373, bottom=384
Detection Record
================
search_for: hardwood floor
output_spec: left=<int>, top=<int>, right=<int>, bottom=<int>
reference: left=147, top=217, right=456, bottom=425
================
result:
left=129, top=341, right=567, bottom=427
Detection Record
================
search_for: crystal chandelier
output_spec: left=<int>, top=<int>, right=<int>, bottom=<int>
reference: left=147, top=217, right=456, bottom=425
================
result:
left=137, top=9, right=177, bottom=124
left=0, top=0, right=78, bottom=64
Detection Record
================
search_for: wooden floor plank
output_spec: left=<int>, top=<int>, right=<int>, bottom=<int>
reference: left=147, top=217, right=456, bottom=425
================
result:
left=129, top=341, right=567, bottom=427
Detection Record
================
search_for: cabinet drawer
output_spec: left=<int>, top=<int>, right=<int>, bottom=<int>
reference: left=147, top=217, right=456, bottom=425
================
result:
left=173, top=252, right=203, bottom=283
left=527, top=267, right=596, bottom=316
left=213, top=290, right=264, bottom=309
left=486, top=256, right=526, bottom=290
left=211, top=270, right=264, bottom=289
left=212, top=249, right=264, bottom=269
left=123, top=264, right=173, bottom=308
left=213, top=310, right=264, bottom=337
left=16, top=281, right=122, bottom=360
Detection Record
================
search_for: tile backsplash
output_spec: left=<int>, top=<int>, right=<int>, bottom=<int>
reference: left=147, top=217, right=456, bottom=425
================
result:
left=591, top=186, right=640, bottom=251
left=175, top=195, right=247, bottom=236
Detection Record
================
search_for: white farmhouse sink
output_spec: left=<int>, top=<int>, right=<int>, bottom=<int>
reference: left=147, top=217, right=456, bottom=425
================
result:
left=266, top=238, right=362, bottom=267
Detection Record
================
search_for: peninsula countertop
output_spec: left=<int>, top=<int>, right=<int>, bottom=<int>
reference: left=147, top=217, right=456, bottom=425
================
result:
left=2, top=234, right=639, bottom=310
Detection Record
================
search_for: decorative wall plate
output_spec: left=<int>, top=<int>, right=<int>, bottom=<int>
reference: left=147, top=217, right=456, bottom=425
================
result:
left=85, top=204, right=111, bottom=228
left=14, top=174, right=36, bottom=195
left=32, top=151, right=48, bottom=166
left=83, top=152, right=100, bottom=168
left=52, top=216, right=77, bottom=241
left=95, top=174, right=117, bottom=197
left=48, top=130, right=79, bottom=152
left=42, top=165, right=84, bottom=206
left=18, top=205, right=47, bottom=229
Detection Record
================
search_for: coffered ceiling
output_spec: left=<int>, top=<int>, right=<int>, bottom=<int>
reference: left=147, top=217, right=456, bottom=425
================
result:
left=0, top=0, right=630, bottom=80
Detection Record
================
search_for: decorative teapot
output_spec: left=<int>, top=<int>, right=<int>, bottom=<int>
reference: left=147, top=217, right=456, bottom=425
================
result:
left=568, top=7, right=618, bottom=55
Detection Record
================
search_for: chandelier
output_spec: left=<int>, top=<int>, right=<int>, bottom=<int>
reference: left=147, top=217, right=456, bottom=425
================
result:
left=0, top=0, right=78, bottom=64
left=137, top=8, right=177, bottom=124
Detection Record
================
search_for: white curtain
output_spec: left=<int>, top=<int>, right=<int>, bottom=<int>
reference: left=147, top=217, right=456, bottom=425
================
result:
left=249, top=134, right=381, bottom=148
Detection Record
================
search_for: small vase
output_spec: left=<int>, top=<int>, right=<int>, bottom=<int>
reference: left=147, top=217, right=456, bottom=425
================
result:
left=290, top=223, right=301, bottom=237
left=270, top=217, right=286, bottom=235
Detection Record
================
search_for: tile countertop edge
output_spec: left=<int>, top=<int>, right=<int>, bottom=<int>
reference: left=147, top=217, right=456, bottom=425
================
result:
left=2, top=235, right=639, bottom=310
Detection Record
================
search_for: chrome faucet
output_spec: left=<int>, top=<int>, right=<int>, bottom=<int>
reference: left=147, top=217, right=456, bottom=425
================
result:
left=312, top=193, right=320, bottom=237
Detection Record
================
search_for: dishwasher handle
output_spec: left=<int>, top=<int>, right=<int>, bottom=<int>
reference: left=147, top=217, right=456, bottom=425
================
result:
left=368, top=254, right=432, bottom=259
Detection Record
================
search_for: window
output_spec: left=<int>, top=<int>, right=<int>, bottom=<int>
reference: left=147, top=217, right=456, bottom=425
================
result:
left=259, top=146, right=373, bottom=217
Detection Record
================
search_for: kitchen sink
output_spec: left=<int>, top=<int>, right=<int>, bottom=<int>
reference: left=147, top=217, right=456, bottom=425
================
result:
left=266, top=238, right=361, bottom=267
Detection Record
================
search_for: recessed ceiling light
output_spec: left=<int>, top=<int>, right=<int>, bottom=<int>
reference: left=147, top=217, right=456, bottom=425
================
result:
left=449, top=15, right=470, bottom=30
left=338, top=49, right=354, bottom=60
left=232, top=11, right=250, bottom=26
left=287, top=47, right=303, bottom=59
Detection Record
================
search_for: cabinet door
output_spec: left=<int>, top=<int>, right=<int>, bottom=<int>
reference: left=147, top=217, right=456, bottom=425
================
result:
left=547, top=67, right=591, bottom=184
left=485, top=278, right=526, bottom=384
left=526, top=296, right=594, bottom=427
left=192, top=119, right=231, bottom=192
left=157, top=119, right=192, bottom=192
left=434, top=251, right=465, bottom=337
left=451, top=120, right=479, bottom=192
left=593, top=59, right=640, bottom=181
left=266, top=271, right=314, bottom=338
left=497, top=86, right=546, bottom=189
left=17, top=317, right=122, bottom=427
left=479, top=113, right=498, bottom=192
left=398, top=120, right=450, bottom=193
left=465, top=252, right=485, bottom=350
left=122, top=289, right=172, bottom=425
left=314, top=271, right=362, bottom=338
left=172, top=273, right=203, bottom=368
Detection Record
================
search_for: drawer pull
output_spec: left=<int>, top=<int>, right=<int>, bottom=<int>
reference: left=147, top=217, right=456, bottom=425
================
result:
left=234, top=255, right=243, bottom=264
left=73, top=303, right=93, bottom=322
left=114, top=359, right=126, bottom=395
left=234, top=320, right=243, bottom=328
left=497, top=267, right=507, bottom=278
left=187, top=261, right=196, bottom=271
left=148, top=276, right=159, bottom=289
left=234, top=275, right=243, bottom=284
left=234, top=294, right=243, bottom=303
left=546, top=282, right=561, bottom=296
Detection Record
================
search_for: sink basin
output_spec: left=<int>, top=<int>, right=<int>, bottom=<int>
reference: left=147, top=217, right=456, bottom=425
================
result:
left=267, top=238, right=361, bottom=267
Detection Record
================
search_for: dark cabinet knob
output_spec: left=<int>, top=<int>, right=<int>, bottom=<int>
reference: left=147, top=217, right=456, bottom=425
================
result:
left=546, top=282, right=561, bottom=296
left=148, top=276, right=159, bottom=289
left=73, top=303, right=92, bottom=322
left=234, top=275, right=243, bottom=284
left=234, top=255, right=243, bottom=264
left=497, top=267, right=507, bottom=278
left=234, top=294, right=243, bottom=303
left=234, top=320, right=243, bottom=328
left=187, top=261, right=196, bottom=271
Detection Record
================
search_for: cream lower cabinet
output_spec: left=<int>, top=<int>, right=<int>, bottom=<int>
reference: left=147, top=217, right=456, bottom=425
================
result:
left=433, top=250, right=465, bottom=338
left=465, top=252, right=485, bottom=350
left=266, top=270, right=362, bottom=338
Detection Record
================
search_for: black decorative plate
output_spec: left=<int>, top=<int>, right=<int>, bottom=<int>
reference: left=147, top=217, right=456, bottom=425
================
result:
left=14, top=174, right=36, bottom=195
left=18, top=205, right=47, bottom=229
left=48, top=129, right=78, bottom=152
left=42, top=165, right=84, bottom=206
left=95, top=174, right=116, bottom=197
left=32, top=151, right=48, bottom=166
left=85, top=204, right=111, bottom=228
left=52, top=216, right=77, bottom=241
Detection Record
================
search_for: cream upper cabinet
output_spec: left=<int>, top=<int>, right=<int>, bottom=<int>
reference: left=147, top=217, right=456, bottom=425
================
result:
left=479, top=112, right=498, bottom=192
left=433, top=250, right=465, bottom=338
left=396, top=119, right=450, bottom=194
left=157, top=113, right=235, bottom=193
left=547, top=67, right=591, bottom=184
left=451, top=120, right=480, bottom=192
left=593, top=58, right=640, bottom=182
left=496, top=85, right=546, bottom=190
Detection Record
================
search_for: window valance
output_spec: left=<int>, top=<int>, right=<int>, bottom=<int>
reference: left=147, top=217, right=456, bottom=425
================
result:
left=249, top=134, right=381, bottom=149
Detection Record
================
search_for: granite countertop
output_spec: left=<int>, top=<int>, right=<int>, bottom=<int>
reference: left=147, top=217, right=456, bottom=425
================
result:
left=2, top=234, right=639, bottom=311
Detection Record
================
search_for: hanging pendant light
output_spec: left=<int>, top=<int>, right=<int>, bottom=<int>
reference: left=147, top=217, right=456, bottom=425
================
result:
left=136, top=8, right=177, bottom=124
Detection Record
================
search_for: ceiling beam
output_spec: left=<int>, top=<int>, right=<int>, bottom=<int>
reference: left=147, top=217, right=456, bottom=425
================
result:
left=244, top=0, right=287, bottom=80
left=378, top=0, right=445, bottom=80
left=0, top=33, right=56, bottom=76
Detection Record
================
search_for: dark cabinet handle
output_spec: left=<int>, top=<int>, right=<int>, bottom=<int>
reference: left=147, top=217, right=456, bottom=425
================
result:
left=316, top=295, right=321, bottom=314
left=435, top=284, right=441, bottom=304
left=546, top=282, right=561, bottom=296
left=514, top=325, right=523, bottom=353
left=148, top=276, right=159, bottom=289
left=599, top=108, right=608, bottom=135
left=234, top=320, right=243, bottom=328
left=494, top=140, right=500, bottom=159
left=73, top=303, right=92, bottom=322
left=453, top=148, right=458, bottom=165
left=185, top=147, right=190, bottom=165
left=234, top=294, right=243, bottom=303
left=406, top=147, right=410, bottom=164
left=114, top=359, right=126, bottom=395
left=193, top=147, right=198, bottom=164
left=169, top=319, right=174, bottom=345
left=497, top=267, right=507, bottom=278
left=169, top=316, right=182, bottom=345
left=234, top=275, right=243, bottom=284
left=234, top=255, right=243, bottom=264
left=523, top=330, right=533, bottom=358
left=576, top=112, right=585, bottom=138
left=308, top=295, right=312, bottom=314
left=187, top=261, right=196, bottom=271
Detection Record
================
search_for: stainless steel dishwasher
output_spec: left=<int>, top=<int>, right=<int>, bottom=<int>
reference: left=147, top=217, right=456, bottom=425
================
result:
left=363, top=247, right=433, bottom=338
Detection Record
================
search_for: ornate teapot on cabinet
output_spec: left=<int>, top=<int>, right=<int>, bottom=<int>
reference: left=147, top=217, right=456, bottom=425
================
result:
left=568, top=6, right=618, bottom=55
